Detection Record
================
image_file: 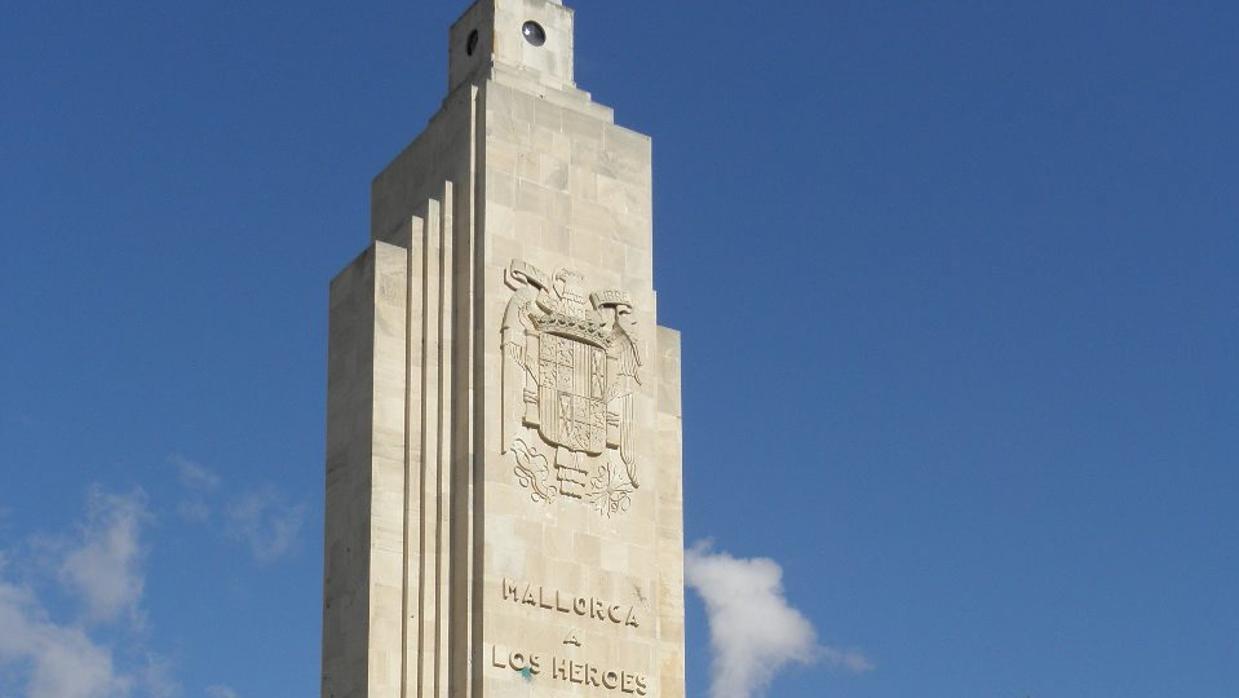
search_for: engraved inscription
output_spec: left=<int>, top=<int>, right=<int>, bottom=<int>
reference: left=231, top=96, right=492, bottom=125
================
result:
left=491, top=645, right=649, bottom=695
left=502, top=577, right=640, bottom=629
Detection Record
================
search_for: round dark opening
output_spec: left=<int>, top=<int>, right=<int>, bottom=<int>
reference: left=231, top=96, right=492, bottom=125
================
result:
left=522, top=21, right=546, bottom=47
left=466, top=29, right=479, bottom=56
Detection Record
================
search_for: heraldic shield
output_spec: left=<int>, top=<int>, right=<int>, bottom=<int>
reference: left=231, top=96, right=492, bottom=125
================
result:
left=538, top=333, right=608, bottom=454
left=501, top=259, right=643, bottom=516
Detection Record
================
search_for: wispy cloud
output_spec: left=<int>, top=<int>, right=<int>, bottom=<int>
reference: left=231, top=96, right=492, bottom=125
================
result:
left=0, top=580, right=131, bottom=698
left=685, top=542, right=873, bottom=698
left=170, top=455, right=220, bottom=523
left=57, top=488, right=148, bottom=625
left=0, top=486, right=241, bottom=698
left=141, top=653, right=182, bottom=698
left=0, top=488, right=156, bottom=698
left=206, top=685, right=239, bottom=698
left=171, top=455, right=220, bottom=493
left=224, top=488, right=306, bottom=563
left=171, top=455, right=306, bottom=563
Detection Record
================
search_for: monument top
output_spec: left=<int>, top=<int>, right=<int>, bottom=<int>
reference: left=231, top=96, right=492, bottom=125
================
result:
left=449, top=0, right=577, bottom=94
left=324, top=1, right=684, bottom=693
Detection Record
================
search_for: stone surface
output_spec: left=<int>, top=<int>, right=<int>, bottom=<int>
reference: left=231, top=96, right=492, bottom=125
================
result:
left=322, top=1, right=683, bottom=695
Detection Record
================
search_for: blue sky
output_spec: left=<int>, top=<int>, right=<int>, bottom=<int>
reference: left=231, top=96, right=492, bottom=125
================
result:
left=2, top=0, right=1237, bottom=696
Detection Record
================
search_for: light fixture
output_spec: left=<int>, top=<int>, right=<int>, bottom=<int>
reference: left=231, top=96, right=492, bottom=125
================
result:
left=522, top=21, right=546, bottom=47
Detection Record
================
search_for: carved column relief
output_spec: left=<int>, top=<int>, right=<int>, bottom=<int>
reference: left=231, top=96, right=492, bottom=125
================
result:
left=501, top=259, right=643, bottom=516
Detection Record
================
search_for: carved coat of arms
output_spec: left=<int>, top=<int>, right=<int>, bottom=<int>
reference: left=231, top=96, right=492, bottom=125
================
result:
left=501, top=260, right=642, bottom=517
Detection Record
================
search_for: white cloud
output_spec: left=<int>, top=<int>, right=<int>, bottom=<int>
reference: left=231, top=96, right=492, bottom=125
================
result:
left=58, top=488, right=148, bottom=624
left=170, top=456, right=220, bottom=523
left=170, top=455, right=220, bottom=493
left=224, top=488, right=306, bottom=563
left=170, top=454, right=307, bottom=563
left=685, top=542, right=873, bottom=698
left=0, top=487, right=193, bottom=698
left=0, top=501, right=139, bottom=698
left=205, top=685, right=239, bottom=698
left=820, top=646, right=875, bottom=674
left=0, top=582, right=131, bottom=698
left=140, top=654, right=182, bottom=698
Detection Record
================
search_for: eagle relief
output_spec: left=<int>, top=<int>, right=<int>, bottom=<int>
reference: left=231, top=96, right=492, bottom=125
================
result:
left=501, top=259, right=643, bottom=517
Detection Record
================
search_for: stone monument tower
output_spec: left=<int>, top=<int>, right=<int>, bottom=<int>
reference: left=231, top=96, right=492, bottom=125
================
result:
left=321, top=0, right=685, bottom=696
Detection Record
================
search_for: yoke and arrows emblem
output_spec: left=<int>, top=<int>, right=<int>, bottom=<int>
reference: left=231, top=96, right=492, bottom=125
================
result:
left=502, top=259, right=642, bottom=516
